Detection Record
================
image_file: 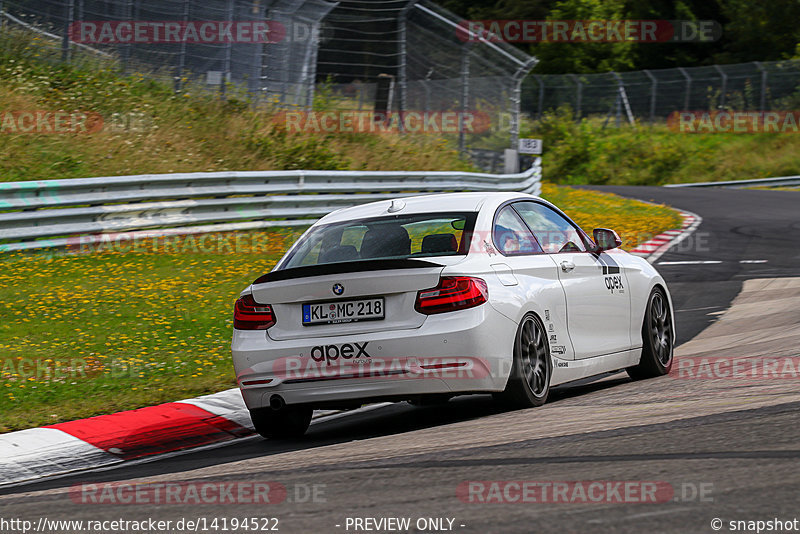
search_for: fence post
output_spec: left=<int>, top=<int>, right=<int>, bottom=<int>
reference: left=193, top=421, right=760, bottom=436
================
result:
left=398, top=1, right=418, bottom=131
left=422, top=67, right=433, bottom=113
left=611, top=72, right=621, bottom=127
left=174, top=0, right=190, bottom=93
left=257, top=1, right=269, bottom=104
left=458, top=43, right=471, bottom=154
left=61, top=0, right=75, bottom=63
left=643, top=69, right=657, bottom=123
left=221, top=0, right=234, bottom=99
left=568, top=74, right=582, bottom=120
left=510, top=60, right=535, bottom=150
left=678, top=67, right=691, bottom=110
left=533, top=74, right=544, bottom=119
left=121, top=0, right=132, bottom=73
left=305, top=21, right=321, bottom=110
left=714, top=64, right=727, bottom=109
left=754, top=61, right=767, bottom=111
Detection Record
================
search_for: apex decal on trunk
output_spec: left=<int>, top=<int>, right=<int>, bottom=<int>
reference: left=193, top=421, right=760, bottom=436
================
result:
left=310, top=341, right=371, bottom=365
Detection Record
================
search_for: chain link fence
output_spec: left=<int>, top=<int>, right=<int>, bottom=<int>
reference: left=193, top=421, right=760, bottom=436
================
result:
left=0, top=0, right=536, bottom=161
left=317, top=0, right=535, bottom=153
left=523, top=60, right=800, bottom=123
left=1, top=0, right=335, bottom=105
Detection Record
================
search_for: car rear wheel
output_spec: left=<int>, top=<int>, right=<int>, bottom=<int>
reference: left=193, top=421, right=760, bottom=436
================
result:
left=494, top=313, right=551, bottom=408
left=249, top=405, right=313, bottom=439
left=627, top=287, right=674, bottom=380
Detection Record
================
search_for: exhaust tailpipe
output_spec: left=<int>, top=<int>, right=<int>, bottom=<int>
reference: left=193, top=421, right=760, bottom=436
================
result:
left=269, top=394, right=286, bottom=411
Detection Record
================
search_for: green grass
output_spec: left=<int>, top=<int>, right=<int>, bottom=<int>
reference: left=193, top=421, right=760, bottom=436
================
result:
left=523, top=108, right=800, bottom=185
left=541, top=184, right=682, bottom=247
left=0, top=230, right=299, bottom=432
left=0, top=27, right=473, bottom=182
left=4, top=28, right=797, bottom=186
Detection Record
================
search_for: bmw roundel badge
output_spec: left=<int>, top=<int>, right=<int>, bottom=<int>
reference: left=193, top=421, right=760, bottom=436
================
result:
left=332, top=283, right=344, bottom=296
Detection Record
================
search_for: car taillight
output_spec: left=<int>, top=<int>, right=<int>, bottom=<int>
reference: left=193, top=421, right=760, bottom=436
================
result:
left=234, top=294, right=276, bottom=330
left=415, top=276, right=488, bottom=315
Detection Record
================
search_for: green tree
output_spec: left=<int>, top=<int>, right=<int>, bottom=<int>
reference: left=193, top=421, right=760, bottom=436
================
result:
left=439, top=0, right=800, bottom=72
left=712, top=0, right=800, bottom=63
left=531, top=0, right=637, bottom=73
left=627, top=0, right=726, bottom=70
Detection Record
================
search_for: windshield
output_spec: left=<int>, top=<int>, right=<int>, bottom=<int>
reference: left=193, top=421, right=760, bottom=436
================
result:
left=278, top=212, right=477, bottom=270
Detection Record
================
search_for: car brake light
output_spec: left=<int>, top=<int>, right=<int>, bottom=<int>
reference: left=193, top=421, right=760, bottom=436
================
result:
left=234, top=294, right=276, bottom=330
left=415, top=276, right=488, bottom=315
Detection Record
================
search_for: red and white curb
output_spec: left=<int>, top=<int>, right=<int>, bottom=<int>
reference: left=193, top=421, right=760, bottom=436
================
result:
left=0, top=389, right=251, bottom=487
left=628, top=210, right=702, bottom=263
left=0, top=389, right=379, bottom=488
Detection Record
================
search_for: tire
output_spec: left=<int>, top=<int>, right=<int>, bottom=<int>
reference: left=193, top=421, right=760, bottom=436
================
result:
left=494, top=313, right=551, bottom=408
left=249, top=405, right=313, bottom=439
left=627, top=287, right=674, bottom=380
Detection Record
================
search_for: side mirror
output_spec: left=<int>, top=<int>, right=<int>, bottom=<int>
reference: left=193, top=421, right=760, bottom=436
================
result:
left=593, top=228, right=622, bottom=251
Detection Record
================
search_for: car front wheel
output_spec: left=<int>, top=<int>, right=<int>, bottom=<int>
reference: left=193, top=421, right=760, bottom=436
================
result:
left=627, top=287, right=674, bottom=380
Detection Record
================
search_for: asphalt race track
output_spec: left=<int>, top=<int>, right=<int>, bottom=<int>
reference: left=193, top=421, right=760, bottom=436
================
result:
left=592, top=186, right=800, bottom=344
left=1, top=187, right=799, bottom=534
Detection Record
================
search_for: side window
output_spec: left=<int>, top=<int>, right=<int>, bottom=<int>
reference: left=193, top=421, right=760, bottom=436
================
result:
left=493, top=206, right=541, bottom=255
left=513, top=202, right=588, bottom=253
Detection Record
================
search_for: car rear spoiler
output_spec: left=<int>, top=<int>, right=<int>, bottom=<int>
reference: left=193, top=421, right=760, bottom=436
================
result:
left=253, top=258, right=445, bottom=284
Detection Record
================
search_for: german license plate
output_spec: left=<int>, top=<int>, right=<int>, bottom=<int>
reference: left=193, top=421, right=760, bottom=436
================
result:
left=302, top=298, right=384, bottom=326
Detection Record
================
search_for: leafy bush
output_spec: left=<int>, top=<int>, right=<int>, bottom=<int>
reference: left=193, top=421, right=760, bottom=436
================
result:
left=523, top=106, right=800, bottom=185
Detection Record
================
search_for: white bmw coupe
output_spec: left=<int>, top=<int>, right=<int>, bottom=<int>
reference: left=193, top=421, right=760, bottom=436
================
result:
left=232, top=192, right=675, bottom=438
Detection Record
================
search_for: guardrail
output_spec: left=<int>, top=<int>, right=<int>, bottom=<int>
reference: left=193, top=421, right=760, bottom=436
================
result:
left=0, top=161, right=541, bottom=252
left=664, top=175, right=800, bottom=188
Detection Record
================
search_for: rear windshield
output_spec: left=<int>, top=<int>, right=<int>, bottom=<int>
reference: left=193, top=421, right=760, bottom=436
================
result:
left=278, top=212, right=477, bottom=270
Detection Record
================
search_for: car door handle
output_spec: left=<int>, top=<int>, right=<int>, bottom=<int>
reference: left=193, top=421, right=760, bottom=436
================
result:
left=560, top=260, right=575, bottom=272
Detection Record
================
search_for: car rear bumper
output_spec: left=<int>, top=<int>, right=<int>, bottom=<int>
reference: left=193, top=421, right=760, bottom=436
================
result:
left=232, top=305, right=515, bottom=409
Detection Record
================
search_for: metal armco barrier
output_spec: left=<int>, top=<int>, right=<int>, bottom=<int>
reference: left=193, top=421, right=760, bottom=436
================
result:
left=664, top=175, right=800, bottom=189
left=0, top=161, right=541, bottom=252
